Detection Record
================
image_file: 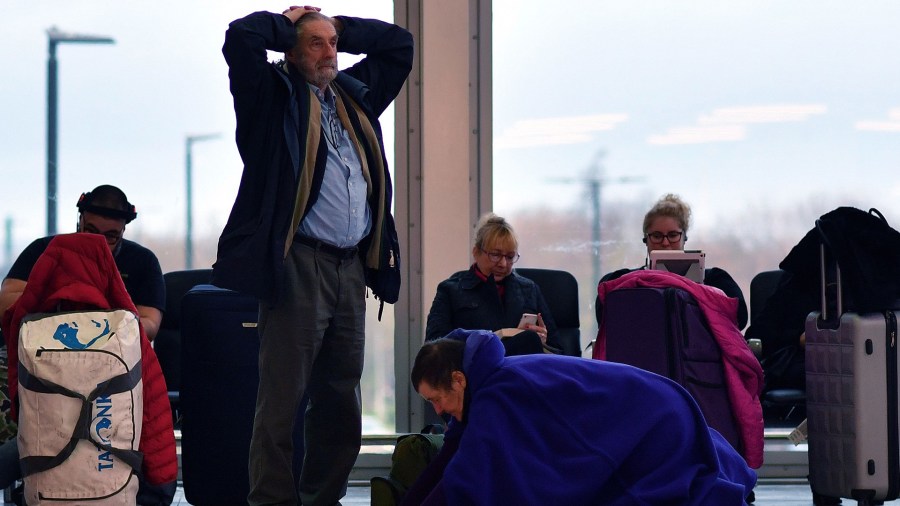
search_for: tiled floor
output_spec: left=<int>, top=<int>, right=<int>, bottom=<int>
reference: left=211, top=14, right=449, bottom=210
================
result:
left=170, top=484, right=371, bottom=505
left=5, top=480, right=900, bottom=504
left=752, top=481, right=900, bottom=505
left=164, top=480, right=900, bottom=505
left=3, top=427, right=892, bottom=506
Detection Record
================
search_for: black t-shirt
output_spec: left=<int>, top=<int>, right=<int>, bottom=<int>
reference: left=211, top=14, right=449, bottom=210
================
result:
left=6, top=236, right=165, bottom=312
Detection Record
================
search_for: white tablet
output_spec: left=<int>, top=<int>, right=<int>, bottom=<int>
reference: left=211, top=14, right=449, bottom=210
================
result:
left=649, top=250, right=706, bottom=284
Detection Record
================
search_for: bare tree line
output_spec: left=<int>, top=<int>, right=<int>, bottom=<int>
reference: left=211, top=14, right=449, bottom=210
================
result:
left=118, top=193, right=881, bottom=431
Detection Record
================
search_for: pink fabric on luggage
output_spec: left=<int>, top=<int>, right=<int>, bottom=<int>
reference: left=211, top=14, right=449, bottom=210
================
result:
left=596, top=269, right=765, bottom=469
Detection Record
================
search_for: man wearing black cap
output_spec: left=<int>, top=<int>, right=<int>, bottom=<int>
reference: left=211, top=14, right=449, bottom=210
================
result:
left=0, top=184, right=165, bottom=339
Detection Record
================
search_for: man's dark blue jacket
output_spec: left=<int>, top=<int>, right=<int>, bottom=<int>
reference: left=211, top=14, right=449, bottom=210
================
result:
left=214, top=11, right=413, bottom=301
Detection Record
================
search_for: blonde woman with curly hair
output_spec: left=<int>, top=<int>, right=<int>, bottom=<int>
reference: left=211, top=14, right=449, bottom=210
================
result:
left=598, top=194, right=748, bottom=329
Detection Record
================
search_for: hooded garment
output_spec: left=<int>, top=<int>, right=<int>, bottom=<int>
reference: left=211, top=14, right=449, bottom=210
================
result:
left=595, top=269, right=765, bottom=469
left=1, top=234, right=177, bottom=486
left=441, top=329, right=757, bottom=505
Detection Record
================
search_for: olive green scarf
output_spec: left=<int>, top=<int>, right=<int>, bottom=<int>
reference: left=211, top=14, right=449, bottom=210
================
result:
left=283, top=82, right=387, bottom=270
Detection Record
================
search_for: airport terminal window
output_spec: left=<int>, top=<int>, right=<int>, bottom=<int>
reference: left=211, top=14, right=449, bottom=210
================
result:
left=492, top=0, right=900, bottom=353
left=1, top=1, right=397, bottom=434
left=12, top=0, right=900, bottom=439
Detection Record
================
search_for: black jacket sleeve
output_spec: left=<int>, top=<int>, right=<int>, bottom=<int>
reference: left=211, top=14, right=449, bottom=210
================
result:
left=704, top=267, right=749, bottom=330
left=223, top=11, right=297, bottom=124
left=532, top=284, right=560, bottom=349
left=425, top=279, right=456, bottom=342
left=335, top=16, right=414, bottom=116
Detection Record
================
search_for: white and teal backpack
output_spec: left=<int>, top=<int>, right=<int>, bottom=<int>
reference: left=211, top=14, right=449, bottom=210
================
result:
left=17, top=309, right=143, bottom=505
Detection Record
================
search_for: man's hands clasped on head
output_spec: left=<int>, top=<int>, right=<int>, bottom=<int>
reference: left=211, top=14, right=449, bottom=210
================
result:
left=282, top=5, right=321, bottom=23
left=282, top=5, right=343, bottom=91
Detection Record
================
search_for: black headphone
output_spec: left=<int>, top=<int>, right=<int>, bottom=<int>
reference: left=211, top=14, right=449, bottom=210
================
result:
left=76, top=189, right=137, bottom=224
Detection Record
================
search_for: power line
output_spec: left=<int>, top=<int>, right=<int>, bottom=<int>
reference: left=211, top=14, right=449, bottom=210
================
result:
left=549, top=149, right=644, bottom=337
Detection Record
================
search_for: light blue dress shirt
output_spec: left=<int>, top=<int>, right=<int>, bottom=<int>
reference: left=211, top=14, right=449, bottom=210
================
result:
left=298, top=85, right=372, bottom=248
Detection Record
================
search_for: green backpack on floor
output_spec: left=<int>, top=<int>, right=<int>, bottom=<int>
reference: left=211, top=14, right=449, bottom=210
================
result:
left=371, top=430, right=444, bottom=506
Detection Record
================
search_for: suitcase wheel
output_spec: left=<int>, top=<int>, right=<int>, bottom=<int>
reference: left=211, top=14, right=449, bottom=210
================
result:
left=811, top=491, right=841, bottom=505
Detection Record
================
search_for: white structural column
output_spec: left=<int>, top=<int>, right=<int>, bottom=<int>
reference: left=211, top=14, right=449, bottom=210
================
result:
left=393, top=0, right=492, bottom=431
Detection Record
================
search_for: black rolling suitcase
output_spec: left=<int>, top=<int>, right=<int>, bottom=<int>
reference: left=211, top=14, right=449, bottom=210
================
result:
left=180, top=285, right=306, bottom=505
left=806, top=240, right=900, bottom=506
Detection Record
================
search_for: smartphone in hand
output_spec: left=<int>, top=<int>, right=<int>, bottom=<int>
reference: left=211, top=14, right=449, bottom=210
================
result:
left=518, top=313, right=538, bottom=328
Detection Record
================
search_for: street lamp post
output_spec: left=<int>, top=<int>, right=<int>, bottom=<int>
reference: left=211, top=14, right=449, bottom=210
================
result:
left=551, top=150, right=644, bottom=285
left=46, top=26, right=114, bottom=235
left=185, top=133, right=220, bottom=269
left=550, top=149, right=644, bottom=336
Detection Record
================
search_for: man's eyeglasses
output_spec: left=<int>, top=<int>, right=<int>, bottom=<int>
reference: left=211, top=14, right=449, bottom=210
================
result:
left=82, top=223, right=123, bottom=242
left=646, top=231, right=684, bottom=244
left=326, top=111, right=343, bottom=150
left=481, top=249, right=520, bottom=264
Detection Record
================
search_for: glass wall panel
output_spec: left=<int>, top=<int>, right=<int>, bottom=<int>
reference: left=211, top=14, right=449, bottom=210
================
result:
left=0, top=0, right=397, bottom=433
left=493, top=0, right=900, bottom=347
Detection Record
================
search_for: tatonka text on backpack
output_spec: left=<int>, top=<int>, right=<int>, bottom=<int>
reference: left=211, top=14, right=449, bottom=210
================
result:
left=17, top=309, right=143, bottom=505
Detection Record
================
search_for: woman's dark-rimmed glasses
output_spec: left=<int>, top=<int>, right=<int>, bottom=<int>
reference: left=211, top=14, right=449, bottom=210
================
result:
left=481, top=249, right=520, bottom=264
left=646, top=231, right=683, bottom=244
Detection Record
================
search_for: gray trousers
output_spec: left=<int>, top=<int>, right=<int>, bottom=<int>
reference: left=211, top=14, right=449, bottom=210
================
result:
left=248, top=242, right=366, bottom=506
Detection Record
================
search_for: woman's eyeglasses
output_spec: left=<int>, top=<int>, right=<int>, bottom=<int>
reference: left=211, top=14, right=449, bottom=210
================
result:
left=481, top=249, right=520, bottom=264
left=646, top=231, right=683, bottom=244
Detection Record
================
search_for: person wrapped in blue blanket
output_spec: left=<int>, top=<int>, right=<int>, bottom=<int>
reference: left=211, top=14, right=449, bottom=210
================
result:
left=408, top=329, right=756, bottom=505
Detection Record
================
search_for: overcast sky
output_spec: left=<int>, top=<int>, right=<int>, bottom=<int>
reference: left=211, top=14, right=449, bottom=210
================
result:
left=4, top=0, right=900, bottom=258
left=0, top=0, right=390, bottom=253
left=492, top=0, right=900, bottom=233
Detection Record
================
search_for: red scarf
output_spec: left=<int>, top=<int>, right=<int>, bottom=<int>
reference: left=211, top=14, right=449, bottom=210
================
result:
left=472, top=264, right=505, bottom=299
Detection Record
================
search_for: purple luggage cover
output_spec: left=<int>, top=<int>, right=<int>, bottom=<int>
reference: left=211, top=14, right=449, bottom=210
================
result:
left=605, top=286, right=742, bottom=453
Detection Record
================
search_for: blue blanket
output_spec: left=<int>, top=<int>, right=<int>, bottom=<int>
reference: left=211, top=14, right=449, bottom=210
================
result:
left=441, top=330, right=756, bottom=505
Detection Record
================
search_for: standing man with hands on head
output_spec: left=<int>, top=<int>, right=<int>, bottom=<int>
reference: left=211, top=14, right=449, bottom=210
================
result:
left=215, top=5, right=412, bottom=506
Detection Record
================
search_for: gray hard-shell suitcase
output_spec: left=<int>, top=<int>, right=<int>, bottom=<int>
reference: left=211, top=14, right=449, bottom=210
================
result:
left=806, top=242, right=900, bottom=506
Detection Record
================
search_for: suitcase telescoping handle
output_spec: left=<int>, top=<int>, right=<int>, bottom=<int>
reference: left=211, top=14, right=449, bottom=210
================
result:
left=817, top=208, right=889, bottom=321
left=816, top=220, right=842, bottom=323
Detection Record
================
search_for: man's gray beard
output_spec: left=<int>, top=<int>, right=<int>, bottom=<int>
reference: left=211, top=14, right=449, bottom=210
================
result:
left=285, top=60, right=338, bottom=89
left=310, top=69, right=338, bottom=89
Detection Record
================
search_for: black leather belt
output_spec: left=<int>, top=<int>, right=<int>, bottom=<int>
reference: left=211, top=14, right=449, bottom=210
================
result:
left=295, top=234, right=359, bottom=260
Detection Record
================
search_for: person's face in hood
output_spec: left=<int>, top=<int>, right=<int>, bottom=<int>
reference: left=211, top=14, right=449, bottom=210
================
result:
left=418, top=371, right=467, bottom=421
